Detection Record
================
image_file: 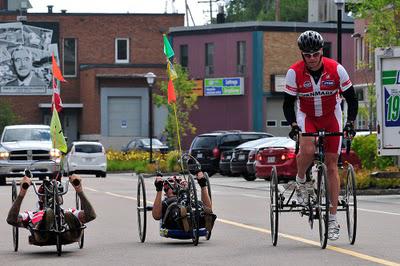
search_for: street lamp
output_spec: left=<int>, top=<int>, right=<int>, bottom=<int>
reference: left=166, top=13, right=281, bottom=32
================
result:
left=145, top=72, right=156, bottom=163
left=334, top=0, right=345, bottom=64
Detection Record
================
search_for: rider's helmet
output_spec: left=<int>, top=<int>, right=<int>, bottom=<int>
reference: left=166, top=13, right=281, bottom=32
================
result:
left=297, top=30, right=324, bottom=53
left=163, top=176, right=181, bottom=193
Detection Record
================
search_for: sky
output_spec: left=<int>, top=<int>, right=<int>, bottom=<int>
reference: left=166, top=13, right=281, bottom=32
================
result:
left=28, top=0, right=228, bottom=26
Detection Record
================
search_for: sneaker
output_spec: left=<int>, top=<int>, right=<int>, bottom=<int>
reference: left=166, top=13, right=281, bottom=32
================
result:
left=295, top=182, right=309, bottom=205
left=180, top=206, right=190, bottom=232
left=328, top=220, right=340, bottom=241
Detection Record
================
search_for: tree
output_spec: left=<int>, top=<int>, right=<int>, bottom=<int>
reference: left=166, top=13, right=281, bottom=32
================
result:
left=225, top=0, right=307, bottom=23
left=154, top=64, right=198, bottom=150
left=0, top=100, right=20, bottom=134
left=351, top=0, right=400, bottom=48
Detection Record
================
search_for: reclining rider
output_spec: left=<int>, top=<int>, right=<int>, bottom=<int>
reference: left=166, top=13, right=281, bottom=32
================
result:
left=6, top=174, right=96, bottom=244
left=152, top=170, right=216, bottom=233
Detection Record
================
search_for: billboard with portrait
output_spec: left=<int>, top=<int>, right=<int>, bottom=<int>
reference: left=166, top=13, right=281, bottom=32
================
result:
left=0, top=22, right=58, bottom=95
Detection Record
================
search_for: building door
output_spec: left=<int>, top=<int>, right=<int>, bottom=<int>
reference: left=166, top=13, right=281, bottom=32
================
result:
left=108, top=97, right=141, bottom=136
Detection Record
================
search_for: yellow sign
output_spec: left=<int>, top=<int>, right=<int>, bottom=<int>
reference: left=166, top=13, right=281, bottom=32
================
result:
left=192, top=79, right=203, bottom=96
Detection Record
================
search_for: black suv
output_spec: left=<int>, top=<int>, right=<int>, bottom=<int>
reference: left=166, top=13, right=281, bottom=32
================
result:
left=188, top=131, right=273, bottom=176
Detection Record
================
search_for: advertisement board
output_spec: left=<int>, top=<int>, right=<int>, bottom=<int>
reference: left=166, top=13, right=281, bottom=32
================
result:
left=375, top=47, right=400, bottom=155
left=204, top=77, right=244, bottom=96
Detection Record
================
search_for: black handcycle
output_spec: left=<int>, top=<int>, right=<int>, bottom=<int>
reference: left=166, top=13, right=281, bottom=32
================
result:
left=269, top=130, right=357, bottom=249
left=136, top=153, right=212, bottom=246
left=11, top=160, right=85, bottom=256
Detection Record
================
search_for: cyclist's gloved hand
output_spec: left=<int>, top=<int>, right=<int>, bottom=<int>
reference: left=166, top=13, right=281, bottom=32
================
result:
left=154, top=177, right=163, bottom=192
left=196, top=172, right=207, bottom=188
left=189, top=161, right=202, bottom=175
left=289, top=125, right=301, bottom=140
left=343, top=121, right=356, bottom=139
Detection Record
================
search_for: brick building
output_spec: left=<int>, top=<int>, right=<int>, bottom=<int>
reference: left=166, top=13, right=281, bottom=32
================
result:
left=0, top=3, right=184, bottom=149
left=169, top=21, right=354, bottom=143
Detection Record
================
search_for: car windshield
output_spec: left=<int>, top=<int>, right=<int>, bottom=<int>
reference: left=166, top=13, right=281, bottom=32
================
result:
left=75, top=144, right=103, bottom=153
left=141, top=138, right=163, bottom=146
left=2, top=128, right=50, bottom=142
left=191, top=136, right=217, bottom=148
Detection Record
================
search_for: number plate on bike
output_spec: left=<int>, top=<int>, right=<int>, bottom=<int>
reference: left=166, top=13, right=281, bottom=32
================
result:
left=267, top=156, right=275, bottom=163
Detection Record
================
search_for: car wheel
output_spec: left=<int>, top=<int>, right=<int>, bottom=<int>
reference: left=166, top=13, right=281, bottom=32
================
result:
left=101, top=172, right=107, bottom=178
left=95, top=174, right=101, bottom=178
left=243, top=175, right=256, bottom=181
left=0, top=177, right=6, bottom=186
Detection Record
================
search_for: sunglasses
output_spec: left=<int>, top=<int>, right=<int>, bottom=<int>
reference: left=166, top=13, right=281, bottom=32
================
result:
left=302, top=51, right=322, bottom=58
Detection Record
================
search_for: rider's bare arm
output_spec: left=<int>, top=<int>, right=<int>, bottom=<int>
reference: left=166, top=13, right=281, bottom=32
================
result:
left=70, top=175, right=97, bottom=223
left=6, top=176, right=31, bottom=227
left=152, top=176, right=163, bottom=220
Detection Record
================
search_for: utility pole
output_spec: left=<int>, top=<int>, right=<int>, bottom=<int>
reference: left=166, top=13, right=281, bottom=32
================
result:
left=275, top=0, right=280, bottom=21
left=198, top=0, right=217, bottom=23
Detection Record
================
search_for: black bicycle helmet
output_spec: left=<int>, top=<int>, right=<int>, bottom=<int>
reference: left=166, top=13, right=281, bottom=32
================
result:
left=297, top=31, right=324, bottom=53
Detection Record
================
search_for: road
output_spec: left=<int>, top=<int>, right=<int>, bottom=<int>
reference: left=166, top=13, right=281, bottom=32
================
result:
left=0, top=173, right=399, bottom=266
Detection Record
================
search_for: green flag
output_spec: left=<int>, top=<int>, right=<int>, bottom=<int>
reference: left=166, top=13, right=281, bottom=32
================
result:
left=50, top=108, right=67, bottom=153
left=163, top=34, right=175, bottom=59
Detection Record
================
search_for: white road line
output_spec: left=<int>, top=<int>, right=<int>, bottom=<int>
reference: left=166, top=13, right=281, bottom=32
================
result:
left=358, top=208, right=400, bottom=216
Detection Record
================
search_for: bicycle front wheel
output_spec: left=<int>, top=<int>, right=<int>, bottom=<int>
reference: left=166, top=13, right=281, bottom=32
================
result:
left=11, top=180, right=19, bottom=252
left=270, top=166, right=279, bottom=246
left=345, top=164, right=357, bottom=245
left=137, top=174, right=147, bottom=243
left=317, top=163, right=329, bottom=249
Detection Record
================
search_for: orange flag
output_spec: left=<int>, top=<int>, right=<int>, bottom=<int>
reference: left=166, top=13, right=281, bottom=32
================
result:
left=167, top=79, right=176, bottom=104
left=52, top=54, right=66, bottom=82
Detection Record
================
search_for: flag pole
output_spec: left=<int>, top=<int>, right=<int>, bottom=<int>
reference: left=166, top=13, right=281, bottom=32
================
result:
left=172, top=102, right=184, bottom=171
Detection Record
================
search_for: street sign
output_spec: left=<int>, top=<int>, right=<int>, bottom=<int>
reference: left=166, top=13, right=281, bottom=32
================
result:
left=204, top=77, right=244, bottom=96
left=375, top=47, right=400, bottom=155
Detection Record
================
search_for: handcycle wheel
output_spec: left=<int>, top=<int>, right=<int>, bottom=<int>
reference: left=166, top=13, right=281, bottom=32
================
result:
left=12, top=180, right=19, bottom=252
left=204, top=172, right=212, bottom=240
left=53, top=180, right=62, bottom=256
left=137, top=174, right=147, bottom=243
left=345, top=164, right=357, bottom=245
left=188, top=174, right=200, bottom=246
left=317, top=163, right=329, bottom=249
left=270, top=166, right=279, bottom=246
left=75, top=193, right=84, bottom=249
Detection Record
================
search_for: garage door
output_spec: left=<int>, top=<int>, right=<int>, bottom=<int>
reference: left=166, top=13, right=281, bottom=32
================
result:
left=108, top=97, right=141, bottom=136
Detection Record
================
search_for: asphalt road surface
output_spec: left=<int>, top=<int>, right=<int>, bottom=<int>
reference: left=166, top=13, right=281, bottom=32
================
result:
left=0, top=173, right=399, bottom=266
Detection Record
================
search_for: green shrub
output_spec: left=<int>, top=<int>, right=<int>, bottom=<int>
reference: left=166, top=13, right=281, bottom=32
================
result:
left=352, top=134, right=395, bottom=170
left=166, top=150, right=181, bottom=172
left=107, top=160, right=147, bottom=172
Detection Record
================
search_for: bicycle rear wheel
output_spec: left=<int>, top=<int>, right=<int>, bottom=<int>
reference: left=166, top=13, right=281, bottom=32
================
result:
left=11, top=180, right=19, bottom=252
left=188, top=175, right=200, bottom=246
left=53, top=180, right=62, bottom=256
left=317, top=163, right=329, bottom=249
left=204, top=172, right=213, bottom=240
left=270, top=166, right=279, bottom=246
left=137, top=174, right=147, bottom=243
left=345, top=164, right=357, bottom=245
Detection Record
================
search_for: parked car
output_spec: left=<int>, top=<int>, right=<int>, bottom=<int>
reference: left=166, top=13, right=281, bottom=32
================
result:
left=255, top=137, right=362, bottom=181
left=189, top=131, right=273, bottom=176
left=122, top=138, right=169, bottom=153
left=229, top=137, right=276, bottom=180
left=0, top=125, right=62, bottom=185
left=64, top=141, right=107, bottom=178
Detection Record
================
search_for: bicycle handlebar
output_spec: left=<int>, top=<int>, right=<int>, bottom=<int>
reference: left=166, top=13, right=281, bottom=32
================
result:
left=294, top=130, right=352, bottom=155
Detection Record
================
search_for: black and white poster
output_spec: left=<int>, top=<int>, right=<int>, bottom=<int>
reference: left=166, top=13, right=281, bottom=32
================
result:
left=0, top=22, right=58, bottom=95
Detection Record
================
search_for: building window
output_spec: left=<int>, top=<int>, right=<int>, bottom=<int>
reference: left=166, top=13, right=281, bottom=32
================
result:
left=115, top=38, right=129, bottom=63
left=355, top=37, right=364, bottom=69
left=266, top=120, right=277, bottom=127
left=355, top=88, right=364, bottom=101
left=205, top=43, right=214, bottom=76
left=63, top=38, right=76, bottom=77
left=237, top=41, right=246, bottom=74
left=323, top=42, right=332, bottom=58
left=180, top=44, right=188, bottom=68
left=281, top=120, right=290, bottom=127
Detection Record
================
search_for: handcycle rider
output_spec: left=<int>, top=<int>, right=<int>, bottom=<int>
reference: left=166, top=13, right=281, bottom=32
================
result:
left=6, top=174, right=96, bottom=245
left=152, top=169, right=216, bottom=233
left=283, top=30, right=358, bottom=241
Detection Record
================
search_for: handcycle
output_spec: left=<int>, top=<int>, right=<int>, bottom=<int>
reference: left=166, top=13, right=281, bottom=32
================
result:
left=136, top=153, right=212, bottom=246
left=10, top=160, right=85, bottom=256
left=269, top=130, right=357, bottom=249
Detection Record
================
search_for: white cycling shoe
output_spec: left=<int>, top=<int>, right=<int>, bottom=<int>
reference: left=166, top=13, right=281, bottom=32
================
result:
left=295, top=182, right=309, bottom=205
left=328, top=220, right=340, bottom=241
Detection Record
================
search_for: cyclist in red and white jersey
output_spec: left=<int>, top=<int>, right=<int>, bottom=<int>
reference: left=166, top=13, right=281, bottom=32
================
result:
left=282, top=30, right=358, bottom=241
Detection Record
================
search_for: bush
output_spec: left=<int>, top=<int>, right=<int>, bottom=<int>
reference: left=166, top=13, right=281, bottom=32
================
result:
left=352, top=134, right=395, bottom=170
left=0, top=100, right=20, bottom=134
